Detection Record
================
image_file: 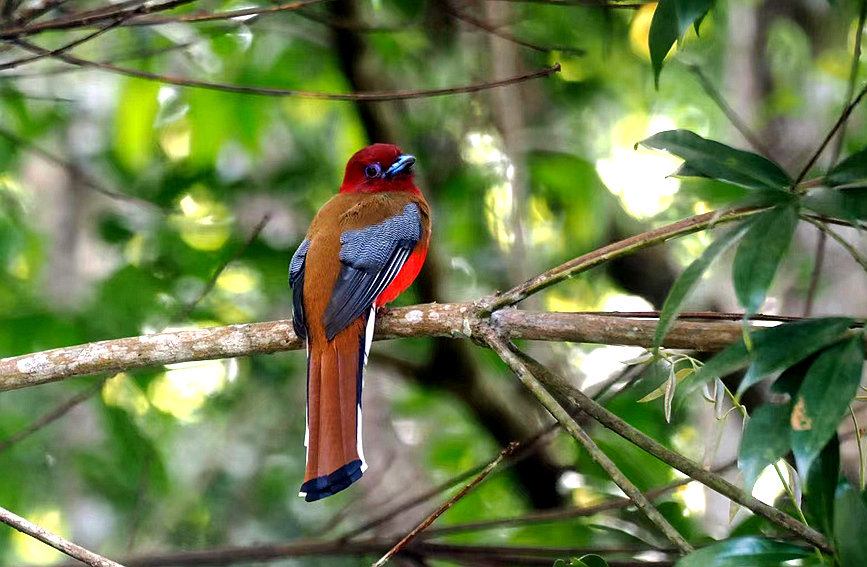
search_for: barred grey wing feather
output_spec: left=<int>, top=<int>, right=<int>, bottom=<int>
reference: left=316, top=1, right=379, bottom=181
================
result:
left=323, top=204, right=421, bottom=340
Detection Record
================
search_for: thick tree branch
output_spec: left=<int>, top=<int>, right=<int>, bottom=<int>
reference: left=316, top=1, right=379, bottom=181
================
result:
left=0, top=306, right=765, bottom=392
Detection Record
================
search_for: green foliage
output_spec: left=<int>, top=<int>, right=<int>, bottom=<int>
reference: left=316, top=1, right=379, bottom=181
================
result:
left=790, top=334, right=865, bottom=475
left=827, top=146, right=867, bottom=188
left=648, top=0, right=715, bottom=86
left=683, top=317, right=854, bottom=395
left=553, top=554, right=610, bottom=567
left=834, top=483, right=867, bottom=567
left=653, top=220, right=752, bottom=350
left=638, top=130, right=792, bottom=190
left=732, top=204, right=798, bottom=314
left=738, top=403, right=792, bottom=492
left=673, top=537, right=813, bottom=567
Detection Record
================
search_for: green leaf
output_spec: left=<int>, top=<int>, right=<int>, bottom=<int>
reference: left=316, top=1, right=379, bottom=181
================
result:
left=648, top=0, right=714, bottom=87
left=572, top=555, right=609, bottom=567
left=738, top=319, right=853, bottom=396
left=834, top=483, right=867, bottom=567
left=738, top=403, right=792, bottom=493
left=639, top=130, right=792, bottom=190
left=790, top=334, right=865, bottom=474
left=827, top=146, right=867, bottom=188
left=674, top=536, right=812, bottom=567
left=654, top=220, right=753, bottom=349
left=804, top=434, right=839, bottom=538
left=684, top=317, right=854, bottom=395
left=732, top=205, right=798, bottom=314
left=801, top=187, right=867, bottom=224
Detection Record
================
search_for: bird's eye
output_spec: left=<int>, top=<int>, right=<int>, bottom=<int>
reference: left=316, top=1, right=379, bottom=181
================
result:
left=364, top=164, right=382, bottom=179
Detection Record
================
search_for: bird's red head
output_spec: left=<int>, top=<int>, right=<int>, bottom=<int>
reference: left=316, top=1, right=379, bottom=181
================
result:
left=339, top=143, right=420, bottom=194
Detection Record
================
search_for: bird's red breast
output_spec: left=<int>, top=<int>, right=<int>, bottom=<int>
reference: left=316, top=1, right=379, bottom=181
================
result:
left=289, top=144, right=431, bottom=501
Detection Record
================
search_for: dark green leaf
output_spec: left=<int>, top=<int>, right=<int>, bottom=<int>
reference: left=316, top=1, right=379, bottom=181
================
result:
left=639, top=130, right=792, bottom=190
left=790, top=334, right=865, bottom=474
left=674, top=536, right=812, bottom=567
left=732, top=205, right=798, bottom=314
left=827, top=146, right=867, bottom=188
left=572, top=555, right=609, bottom=567
left=738, top=403, right=792, bottom=493
left=834, top=483, right=867, bottom=567
left=801, top=187, right=867, bottom=224
left=804, top=434, right=839, bottom=538
left=648, top=0, right=714, bottom=86
left=684, top=317, right=854, bottom=394
left=740, top=318, right=853, bottom=396
left=654, top=220, right=753, bottom=349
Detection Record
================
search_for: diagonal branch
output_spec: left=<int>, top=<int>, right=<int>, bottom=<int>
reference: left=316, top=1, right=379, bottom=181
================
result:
left=481, top=328, right=694, bottom=554
left=0, top=506, right=125, bottom=567
left=504, top=347, right=833, bottom=552
left=372, top=443, right=518, bottom=566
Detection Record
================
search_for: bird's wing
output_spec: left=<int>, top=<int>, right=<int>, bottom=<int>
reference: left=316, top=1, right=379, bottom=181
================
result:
left=289, top=239, right=310, bottom=339
left=323, top=203, right=422, bottom=340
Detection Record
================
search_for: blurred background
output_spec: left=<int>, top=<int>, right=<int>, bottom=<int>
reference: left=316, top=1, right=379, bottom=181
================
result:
left=0, top=0, right=865, bottom=565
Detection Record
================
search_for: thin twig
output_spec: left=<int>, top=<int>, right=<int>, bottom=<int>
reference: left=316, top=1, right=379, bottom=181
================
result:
left=482, top=329, right=693, bottom=554
left=794, top=78, right=867, bottom=185
left=805, top=218, right=867, bottom=274
left=803, top=228, right=827, bottom=316
left=484, top=207, right=765, bottom=311
left=0, top=0, right=196, bottom=39
left=13, top=39, right=561, bottom=101
left=0, top=377, right=105, bottom=454
left=175, top=214, right=272, bottom=321
left=340, top=425, right=557, bottom=540
left=446, top=5, right=585, bottom=54
left=123, top=0, right=330, bottom=26
left=830, top=0, right=867, bottom=164
left=420, top=465, right=728, bottom=537
left=0, top=16, right=122, bottom=71
left=0, top=126, right=161, bottom=209
left=0, top=506, right=125, bottom=567
left=372, top=443, right=519, bottom=567
left=686, top=64, right=774, bottom=159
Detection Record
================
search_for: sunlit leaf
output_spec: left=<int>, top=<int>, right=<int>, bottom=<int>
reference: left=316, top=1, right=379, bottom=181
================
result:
left=738, top=403, right=792, bottom=493
left=674, top=536, right=812, bottom=567
left=732, top=205, right=798, bottom=314
left=639, top=130, right=792, bottom=190
left=790, top=334, right=865, bottom=475
left=648, top=0, right=714, bottom=86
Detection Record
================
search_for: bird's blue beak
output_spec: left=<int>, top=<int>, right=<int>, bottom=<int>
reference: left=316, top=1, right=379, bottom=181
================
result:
left=384, top=154, right=416, bottom=178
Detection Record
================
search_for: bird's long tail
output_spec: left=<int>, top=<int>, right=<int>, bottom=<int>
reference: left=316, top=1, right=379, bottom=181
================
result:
left=300, top=310, right=373, bottom=501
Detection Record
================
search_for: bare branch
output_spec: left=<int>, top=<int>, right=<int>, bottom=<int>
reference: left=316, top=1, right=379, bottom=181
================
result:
left=0, top=378, right=105, bottom=454
left=0, top=0, right=196, bottom=39
left=507, top=349, right=833, bottom=552
left=0, top=505, right=125, bottom=567
left=481, top=329, right=694, bottom=554
left=372, top=443, right=518, bottom=566
left=0, top=305, right=775, bottom=392
left=484, top=207, right=764, bottom=311
left=13, top=39, right=562, bottom=101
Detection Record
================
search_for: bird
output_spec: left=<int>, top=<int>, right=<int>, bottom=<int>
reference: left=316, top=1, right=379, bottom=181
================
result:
left=289, top=144, right=431, bottom=501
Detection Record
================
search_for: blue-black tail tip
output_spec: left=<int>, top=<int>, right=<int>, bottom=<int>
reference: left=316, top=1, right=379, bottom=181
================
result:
left=300, top=460, right=364, bottom=502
